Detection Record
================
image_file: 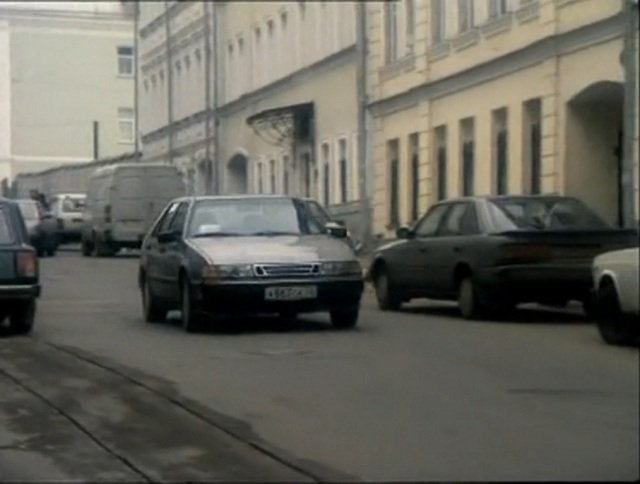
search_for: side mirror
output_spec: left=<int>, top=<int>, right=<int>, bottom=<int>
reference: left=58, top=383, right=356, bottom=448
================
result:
left=158, top=230, right=180, bottom=244
left=41, top=212, right=54, bottom=220
left=325, top=222, right=348, bottom=239
left=395, top=226, right=413, bottom=239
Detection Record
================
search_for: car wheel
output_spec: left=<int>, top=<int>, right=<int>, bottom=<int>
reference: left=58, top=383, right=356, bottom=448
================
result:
left=9, top=300, right=36, bottom=335
left=596, top=281, right=636, bottom=346
left=142, top=279, right=167, bottom=323
left=373, top=269, right=401, bottom=311
left=330, top=307, right=359, bottom=330
left=458, top=276, right=487, bottom=320
left=81, top=238, right=94, bottom=257
left=181, top=279, right=203, bottom=333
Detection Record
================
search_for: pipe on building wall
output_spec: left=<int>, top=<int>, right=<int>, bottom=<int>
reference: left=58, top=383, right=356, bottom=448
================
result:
left=355, top=2, right=372, bottom=248
left=212, top=1, right=221, bottom=195
left=133, top=1, right=140, bottom=162
left=164, top=0, right=174, bottom=164
left=621, top=0, right=638, bottom=226
left=203, top=0, right=212, bottom=194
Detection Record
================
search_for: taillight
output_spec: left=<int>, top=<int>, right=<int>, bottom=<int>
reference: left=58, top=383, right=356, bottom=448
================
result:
left=16, top=250, right=38, bottom=278
left=104, top=204, right=112, bottom=223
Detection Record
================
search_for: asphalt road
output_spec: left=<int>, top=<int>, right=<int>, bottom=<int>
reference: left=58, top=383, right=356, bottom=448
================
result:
left=1, top=250, right=638, bottom=481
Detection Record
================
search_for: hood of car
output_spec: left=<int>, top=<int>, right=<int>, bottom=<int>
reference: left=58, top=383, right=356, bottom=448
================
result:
left=187, top=235, right=355, bottom=264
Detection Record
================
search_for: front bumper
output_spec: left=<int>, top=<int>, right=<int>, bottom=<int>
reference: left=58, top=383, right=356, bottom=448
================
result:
left=192, top=277, right=364, bottom=315
left=0, top=284, right=41, bottom=300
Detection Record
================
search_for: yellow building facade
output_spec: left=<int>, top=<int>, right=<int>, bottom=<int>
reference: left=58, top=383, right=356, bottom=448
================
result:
left=367, top=0, right=639, bottom=237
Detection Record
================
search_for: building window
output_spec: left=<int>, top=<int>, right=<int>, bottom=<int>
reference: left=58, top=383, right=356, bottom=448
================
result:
left=270, top=159, right=276, bottom=193
left=489, top=0, right=509, bottom=18
left=431, top=0, right=446, bottom=44
left=257, top=162, right=263, bottom=194
left=267, top=19, right=275, bottom=80
left=524, top=98, right=542, bottom=195
left=460, top=118, right=475, bottom=197
left=253, top=27, right=262, bottom=85
left=117, top=46, right=134, bottom=76
left=338, top=138, right=348, bottom=203
left=321, top=143, right=330, bottom=205
left=530, top=122, right=541, bottom=194
left=408, top=133, right=420, bottom=222
left=496, top=129, right=508, bottom=195
left=458, top=0, right=474, bottom=32
left=405, top=0, right=415, bottom=50
left=282, top=155, right=290, bottom=194
left=388, top=139, right=400, bottom=227
left=117, top=107, right=134, bottom=143
left=434, top=126, right=447, bottom=201
left=384, top=1, right=400, bottom=63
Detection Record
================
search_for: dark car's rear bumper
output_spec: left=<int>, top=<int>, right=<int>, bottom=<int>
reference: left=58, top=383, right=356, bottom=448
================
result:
left=0, top=284, right=41, bottom=300
left=477, top=264, right=592, bottom=303
left=192, top=278, right=364, bottom=315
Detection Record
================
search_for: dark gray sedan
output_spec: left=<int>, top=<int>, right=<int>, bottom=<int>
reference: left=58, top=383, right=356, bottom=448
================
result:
left=368, top=195, right=638, bottom=319
left=138, top=195, right=364, bottom=333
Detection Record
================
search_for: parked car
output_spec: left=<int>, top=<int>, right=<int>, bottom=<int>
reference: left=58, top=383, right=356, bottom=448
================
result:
left=138, top=195, right=364, bottom=333
left=367, top=195, right=639, bottom=319
left=592, top=247, right=639, bottom=346
left=81, top=163, right=186, bottom=257
left=0, top=197, right=40, bottom=334
left=15, top=199, right=58, bottom=257
left=50, top=193, right=86, bottom=244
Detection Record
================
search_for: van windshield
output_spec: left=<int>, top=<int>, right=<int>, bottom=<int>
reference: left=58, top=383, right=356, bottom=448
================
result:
left=61, top=197, right=86, bottom=213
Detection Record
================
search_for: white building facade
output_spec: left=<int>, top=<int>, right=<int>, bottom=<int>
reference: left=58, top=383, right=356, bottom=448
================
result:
left=137, top=1, right=363, bottom=226
left=0, top=1, right=135, bottom=187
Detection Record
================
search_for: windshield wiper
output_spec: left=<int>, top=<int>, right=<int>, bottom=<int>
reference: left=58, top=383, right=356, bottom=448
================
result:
left=247, top=231, right=298, bottom=236
left=191, top=232, right=244, bottom=238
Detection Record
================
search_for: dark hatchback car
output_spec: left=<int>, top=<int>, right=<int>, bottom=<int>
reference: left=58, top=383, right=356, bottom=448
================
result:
left=367, top=195, right=638, bottom=319
left=0, top=198, right=40, bottom=334
left=138, top=195, right=364, bottom=333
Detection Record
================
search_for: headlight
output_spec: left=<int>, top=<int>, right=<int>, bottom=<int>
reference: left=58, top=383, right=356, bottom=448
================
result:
left=202, top=264, right=254, bottom=280
left=321, top=260, right=362, bottom=276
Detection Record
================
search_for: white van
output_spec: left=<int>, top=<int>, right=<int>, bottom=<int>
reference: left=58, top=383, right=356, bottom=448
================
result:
left=81, top=163, right=185, bottom=256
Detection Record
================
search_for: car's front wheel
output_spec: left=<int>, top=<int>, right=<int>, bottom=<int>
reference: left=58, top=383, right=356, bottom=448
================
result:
left=9, top=300, right=36, bottom=335
left=596, top=280, right=637, bottom=346
left=458, top=276, right=488, bottom=320
left=181, top=279, right=203, bottom=333
left=330, top=307, right=359, bottom=330
left=373, top=268, right=402, bottom=311
left=141, top=278, right=167, bottom=323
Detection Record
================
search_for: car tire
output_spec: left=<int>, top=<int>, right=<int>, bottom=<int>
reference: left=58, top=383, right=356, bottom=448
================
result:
left=142, top=279, right=167, bottom=323
left=458, top=276, right=487, bottom=320
left=94, top=236, right=112, bottom=258
left=596, top=281, right=636, bottom=346
left=81, top=238, right=94, bottom=257
left=9, top=300, right=36, bottom=335
left=181, top=279, right=203, bottom=333
left=330, top=307, right=359, bottom=330
left=374, top=269, right=402, bottom=311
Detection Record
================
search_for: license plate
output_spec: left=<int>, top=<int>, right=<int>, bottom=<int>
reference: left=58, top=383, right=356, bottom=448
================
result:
left=265, top=286, right=317, bottom=301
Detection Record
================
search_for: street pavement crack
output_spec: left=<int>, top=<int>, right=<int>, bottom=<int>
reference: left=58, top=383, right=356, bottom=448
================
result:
left=0, top=365, right=153, bottom=483
left=43, top=341, right=348, bottom=483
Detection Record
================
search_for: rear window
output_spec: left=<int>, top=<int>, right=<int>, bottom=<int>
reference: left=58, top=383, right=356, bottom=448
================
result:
left=16, top=200, right=40, bottom=220
left=0, top=208, right=14, bottom=244
left=488, top=197, right=610, bottom=230
left=61, top=197, right=86, bottom=213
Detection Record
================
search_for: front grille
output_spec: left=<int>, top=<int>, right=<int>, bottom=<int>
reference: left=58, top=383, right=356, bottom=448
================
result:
left=254, top=263, right=321, bottom=278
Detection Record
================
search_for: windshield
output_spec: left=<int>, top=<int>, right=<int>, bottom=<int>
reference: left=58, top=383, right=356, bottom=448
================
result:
left=61, top=196, right=86, bottom=213
left=488, top=197, right=610, bottom=231
left=0, top=208, right=14, bottom=244
left=17, top=200, right=40, bottom=220
left=186, top=198, right=325, bottom=237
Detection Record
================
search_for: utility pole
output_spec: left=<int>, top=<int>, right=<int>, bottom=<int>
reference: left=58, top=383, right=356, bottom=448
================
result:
left=355, top=2, right=371, bottom=249
left=621, top=0, right=639, bottom=227
left=212, top=1, right=221, bottom=195
left=92, top=120, right=99, bottom=160
left=164, top=1, right=174, bottom=165
left=203, top=0, right=212, bottom=194
left=133, top=1, right=140, bottom=162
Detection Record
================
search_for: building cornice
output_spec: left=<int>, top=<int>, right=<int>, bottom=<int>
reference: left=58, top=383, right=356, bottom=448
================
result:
left=368, top=12, right=626, bottom=118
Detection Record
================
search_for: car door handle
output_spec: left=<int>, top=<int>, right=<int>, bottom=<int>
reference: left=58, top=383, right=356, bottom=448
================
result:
left=419, top=248, right=428, bottom=253
left=158, top=246, right=166, bottom=253
left=453, top=247, right=461, bottom=253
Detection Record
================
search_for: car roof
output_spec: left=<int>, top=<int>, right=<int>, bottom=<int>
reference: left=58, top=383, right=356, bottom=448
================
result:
left=434, top=194, right=581, bottom=204
left=172, top=194, right=303, bottom=203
